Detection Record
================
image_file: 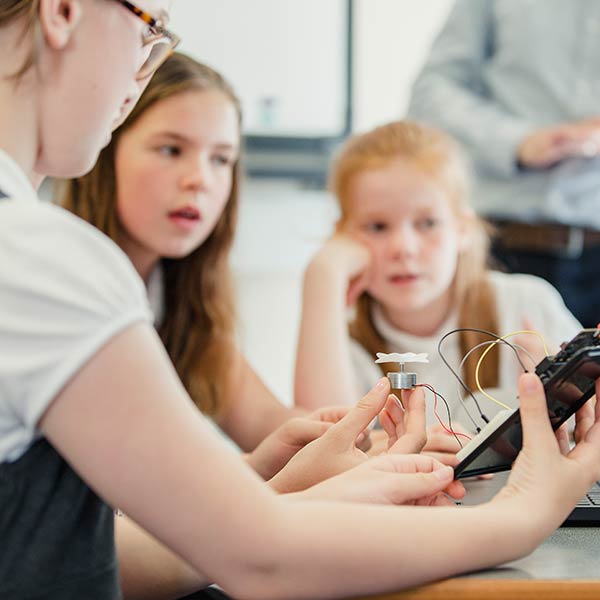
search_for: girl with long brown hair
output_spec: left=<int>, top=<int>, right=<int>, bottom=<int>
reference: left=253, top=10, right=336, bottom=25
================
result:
left=295, top=121, right=580, bottom=449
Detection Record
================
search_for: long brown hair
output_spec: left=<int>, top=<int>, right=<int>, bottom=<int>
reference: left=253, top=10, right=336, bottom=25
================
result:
left=332, top=120, right=499, bottom=390
left=58, top=52, right=242, bottom=417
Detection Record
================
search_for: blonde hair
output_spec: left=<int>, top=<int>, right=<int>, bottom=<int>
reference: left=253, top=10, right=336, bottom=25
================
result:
left=332, top=120, right=499, bottom=390
left=1, top=0, right=42, bottom=79
left=58, top=53, right=241, bottom=417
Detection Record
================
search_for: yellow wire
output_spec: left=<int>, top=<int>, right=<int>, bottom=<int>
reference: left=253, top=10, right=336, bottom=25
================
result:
left=474, top=330, right=550, bottom=410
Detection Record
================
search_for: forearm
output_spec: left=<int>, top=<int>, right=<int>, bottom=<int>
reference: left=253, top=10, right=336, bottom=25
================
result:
left=116, top=516, right=209, bottom=600
left=295, top=262, right=358, bottom=409
left=217, top=499, right=538, bottom=600
left=40, top=324, right=591, bottom=600
left=218, top=354, right=304, bottom=451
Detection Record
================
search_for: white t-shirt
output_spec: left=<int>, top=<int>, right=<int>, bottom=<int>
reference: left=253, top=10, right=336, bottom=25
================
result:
left=146, top=263, right=165, bottom=326
left=350, top=271, right=582, bottom=428
left=0, top=150, right=152, bottom=462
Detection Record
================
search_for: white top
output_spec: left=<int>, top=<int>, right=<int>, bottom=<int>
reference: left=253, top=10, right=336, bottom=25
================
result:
left=0, top=150, right=152, bottom=462
left=350, top=271, right=581, bottom=428
left=146, top=263, right=165, bottom=326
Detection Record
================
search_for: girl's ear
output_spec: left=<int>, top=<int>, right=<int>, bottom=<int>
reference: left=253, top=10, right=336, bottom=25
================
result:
left=39, top=0, right=82, bottom=50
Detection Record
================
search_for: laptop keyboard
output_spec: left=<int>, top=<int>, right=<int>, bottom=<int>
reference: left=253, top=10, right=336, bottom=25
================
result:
left=575, top=481, right=600, bottom=507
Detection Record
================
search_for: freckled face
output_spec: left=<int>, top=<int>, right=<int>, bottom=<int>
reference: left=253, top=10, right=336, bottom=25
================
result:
left=343, top=159, right=467, bottom=320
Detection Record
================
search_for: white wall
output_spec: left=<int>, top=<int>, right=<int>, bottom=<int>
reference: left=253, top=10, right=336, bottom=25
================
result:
left=170, top=0, right=348, bottom=137
left=353, top=0, right=454, bottom=131
left=169, top=2, right=457, bottom=405
left=231, top=181, right=338, bottom=405
left=169, top=1, right=454, bottom=136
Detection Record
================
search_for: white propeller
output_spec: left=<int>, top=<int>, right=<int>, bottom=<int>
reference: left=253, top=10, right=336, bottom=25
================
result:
left=374, top=352, right=429, bottom=365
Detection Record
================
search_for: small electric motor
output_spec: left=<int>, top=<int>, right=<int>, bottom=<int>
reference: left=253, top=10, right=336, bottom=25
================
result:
left=374, top=352, right=429, bottom=390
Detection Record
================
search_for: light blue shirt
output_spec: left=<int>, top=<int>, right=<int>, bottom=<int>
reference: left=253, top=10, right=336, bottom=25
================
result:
left=408, top=0, right=600, bottom=229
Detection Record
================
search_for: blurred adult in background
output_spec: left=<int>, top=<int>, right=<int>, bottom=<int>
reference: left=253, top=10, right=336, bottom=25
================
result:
left=409, top=0, right=600, bottom=327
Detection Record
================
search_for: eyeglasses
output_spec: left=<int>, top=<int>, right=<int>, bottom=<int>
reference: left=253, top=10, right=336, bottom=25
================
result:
left=114, top=0, right=181, bottom=80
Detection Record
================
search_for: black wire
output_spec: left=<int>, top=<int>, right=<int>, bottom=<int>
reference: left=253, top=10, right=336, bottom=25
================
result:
left=419, top=383, right=463, bottom=449
left=437, top=327, right=530, bottom=429
left=454, top=340, right=528, bottom=432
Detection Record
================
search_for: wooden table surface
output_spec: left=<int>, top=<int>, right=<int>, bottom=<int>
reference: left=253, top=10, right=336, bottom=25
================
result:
left=355, top=472, right=600, bottom=600
left=357, top=578, right=600, bottom=600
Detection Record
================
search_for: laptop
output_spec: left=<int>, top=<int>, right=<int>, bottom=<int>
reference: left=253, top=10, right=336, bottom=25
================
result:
left=567, top=481, right=600, bottom=525
left=458, top=472, right=600, bottom=526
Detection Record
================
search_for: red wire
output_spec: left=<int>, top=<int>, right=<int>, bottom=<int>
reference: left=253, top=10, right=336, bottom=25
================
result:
left=417, top=383, right=472, bottom=441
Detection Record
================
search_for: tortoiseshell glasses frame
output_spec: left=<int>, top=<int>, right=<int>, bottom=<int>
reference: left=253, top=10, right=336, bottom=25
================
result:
left=114, top=0, right=181, bottom=80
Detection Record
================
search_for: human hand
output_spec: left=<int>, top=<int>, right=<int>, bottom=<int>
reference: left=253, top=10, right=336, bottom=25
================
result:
left=553, top=384, right=598, bottom=450
left=573, top=396, right=597, bottom=445
left=518, top=122, right=600, bottom=169
left=301, top=452, right=465, bottom=506
left=269, top=378, right=433, bottom=493
left=365, top=428, right=391, bottom=456
left=421, top=422, right=469, bottom=467
left=365, top=389, right=432, bottom=457
left=378, top=388, right=427, bottom=454
left=571, top=116, right=600, bottom=156
left=491, top=373, right=600, bottom=535
left=423, top=422, right=495, bottom=480
left=247, top=406, right=370, bottom=481
left=309, top=405, right=373, bottom=451
left=307, top=233, right=372, bottom=306
left=268, top=378, right=393, bottom=493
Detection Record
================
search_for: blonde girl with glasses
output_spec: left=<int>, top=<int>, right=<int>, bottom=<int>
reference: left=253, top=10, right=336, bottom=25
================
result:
left=1, top=3, right=600, bottom=600
left=295, top=121, right=581, bottom=459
